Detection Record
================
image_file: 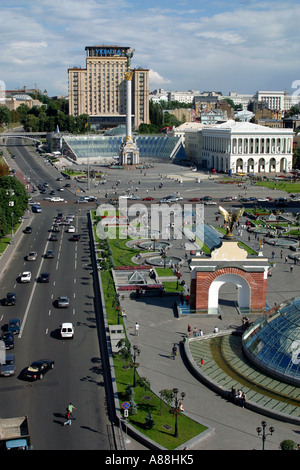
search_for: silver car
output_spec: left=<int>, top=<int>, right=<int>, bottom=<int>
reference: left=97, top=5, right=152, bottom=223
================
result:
left=27, top=251, right=37, bottom=261
left=0, top=354, right=15, bottom=376
left=57, top=296, right=70, bottom=308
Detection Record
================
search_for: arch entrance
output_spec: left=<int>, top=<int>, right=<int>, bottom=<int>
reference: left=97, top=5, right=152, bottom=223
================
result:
left=189, top=239, right=269, bottom=316
left=208, top=272, right=251, bottom=314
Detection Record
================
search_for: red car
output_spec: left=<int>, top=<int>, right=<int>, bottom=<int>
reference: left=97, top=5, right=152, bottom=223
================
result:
left=189, top=198, right=201, bottom=202
left=143, top=197, right=154, bottom=201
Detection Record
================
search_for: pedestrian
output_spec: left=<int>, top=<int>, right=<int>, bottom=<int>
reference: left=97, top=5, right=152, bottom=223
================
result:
left=200, top=357, right=204, bottom=367
left=193, top=326, right=198, bottom=336
left=187, top=324, right=192, bottom=336
left=135, top=322, right=139, bottom=336
left=285, top=256, right=288, bottom=263
left=67, top=403, right=76, bottom=419
left=241, top=391, right=247, bottom=408
left=199, top=329, right=203, bottom=336
left=280, top=250, right=283, bottom=259
left=64, top=410, right=72, bottom=426
left=290, top=265, right=294, bottom=273
left=171, top=344, right=177, bottom=359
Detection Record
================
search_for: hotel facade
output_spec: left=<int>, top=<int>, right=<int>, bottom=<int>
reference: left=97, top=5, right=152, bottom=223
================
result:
left=202, top=120, right=294, bottom=174
left=68, top=45, right=149, bottom=130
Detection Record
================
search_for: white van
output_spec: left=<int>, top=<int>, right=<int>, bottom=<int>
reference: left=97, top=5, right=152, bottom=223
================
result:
left=60, top=323, right=74, bottom=339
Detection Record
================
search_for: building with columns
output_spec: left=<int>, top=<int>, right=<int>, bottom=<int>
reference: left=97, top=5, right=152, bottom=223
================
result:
left=202, top=120, right=294, bottom=174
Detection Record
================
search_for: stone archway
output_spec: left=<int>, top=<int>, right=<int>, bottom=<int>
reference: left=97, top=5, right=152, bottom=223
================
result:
left=208, top=272, right=251, bottom=313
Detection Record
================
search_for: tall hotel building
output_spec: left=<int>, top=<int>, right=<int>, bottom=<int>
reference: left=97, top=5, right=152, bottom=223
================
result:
left=68, top=45, right=149, bottom=130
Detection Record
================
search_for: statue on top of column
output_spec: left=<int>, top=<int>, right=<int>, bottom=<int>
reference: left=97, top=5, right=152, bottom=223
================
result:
left=124, top=49, right=135, bottom=70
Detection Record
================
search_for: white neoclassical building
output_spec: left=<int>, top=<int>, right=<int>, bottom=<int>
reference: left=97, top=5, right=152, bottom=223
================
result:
left=202, top=120, right=294, bottom=175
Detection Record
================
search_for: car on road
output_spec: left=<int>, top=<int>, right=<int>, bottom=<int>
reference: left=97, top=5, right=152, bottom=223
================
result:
left=32, top=205, right=42, bottom=213
left=50, top=197, right=64, bottom=202
left=221, top=197, right=233, bottom=202
left=77, top=198, right=88, bottom=203
left=49, top=234, right=58, bottom=241
left=204, top=200, right=217, bottom=205
left=27, top=251, right=37, bottom=261
left=57, top=296, right=70, bottom=308
left=20, top=271, right=31, bottom=283
left=189, top=198, right=201, bottom=202
left=71, top=234, right=81, bottom=241
left=2, top=332, right=14, bottom=350
left=3, top=293, right=17, bottom=306
left=52, top=225, right=60, bottom=232
left=143, top=197, right=154, bottom=201
left=67, top=226, right=75, bottom=233
left=60, top=323, right=74, bottom=339
left=24, top=226, right=32, bottom=234
left=39, top=273, right=50, bottom=283
left=45, top=250, right=54, bottom=259
left=23, top=359, right=54, bottom=380
left=49, top=190, right=56, bottom=195
left=8, top=318, right=21, bottom=335
left=200, top=196, right=212, bottom=201
left=0, top=354, right=16, bottom=377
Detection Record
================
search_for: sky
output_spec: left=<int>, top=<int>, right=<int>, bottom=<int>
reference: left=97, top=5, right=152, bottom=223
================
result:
left=1, top=0, right=300, bottom=98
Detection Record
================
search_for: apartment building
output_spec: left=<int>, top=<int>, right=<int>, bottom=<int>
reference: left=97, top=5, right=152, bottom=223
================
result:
left=68, top=45, right=149, bottom=130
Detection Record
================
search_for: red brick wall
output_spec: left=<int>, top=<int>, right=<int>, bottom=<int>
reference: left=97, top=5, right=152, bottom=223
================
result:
left=190, top=267, right=266, bottom=311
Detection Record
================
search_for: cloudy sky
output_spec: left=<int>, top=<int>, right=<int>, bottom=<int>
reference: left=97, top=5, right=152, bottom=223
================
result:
left=1, top=0, right=300, bottom=97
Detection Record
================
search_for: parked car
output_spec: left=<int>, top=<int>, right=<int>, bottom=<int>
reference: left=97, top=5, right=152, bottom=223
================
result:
left=143, top=197, right=154, bottom=201
left=23, top=359, right=54, bottom=380
left=3, top=293, right=17, bottom=306
left=57, top=296, right=70, bottom=308
left=189, top=198, right=201, bottom=202
left=20, top=271, right=31, bottom=283
left=2, top=332, right=14, bottom=350
left=0, top=354, right=15, bottom=376
left=27, top=251, right=37, bottom=261
left=24, top=226, right=32, bottom=234
left=8, top=318, right=21, bottom=335
left=60, top=323, right=74, bottom=339
left=50, top=197, right=64, bottom=202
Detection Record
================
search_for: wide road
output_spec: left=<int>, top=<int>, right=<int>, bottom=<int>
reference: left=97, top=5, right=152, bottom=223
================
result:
left=0, top=139, right=111, bottom=450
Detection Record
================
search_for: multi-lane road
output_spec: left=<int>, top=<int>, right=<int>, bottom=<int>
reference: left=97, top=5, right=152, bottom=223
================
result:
left=0, top=139, right=111, bottom=450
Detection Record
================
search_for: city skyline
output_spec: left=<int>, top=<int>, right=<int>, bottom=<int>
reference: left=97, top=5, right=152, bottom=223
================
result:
left=1, top=0, right=299, bottom=98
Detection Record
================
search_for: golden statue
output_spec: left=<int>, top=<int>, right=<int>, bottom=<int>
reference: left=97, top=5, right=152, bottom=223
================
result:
left=219, top=206, right=244, bottom=237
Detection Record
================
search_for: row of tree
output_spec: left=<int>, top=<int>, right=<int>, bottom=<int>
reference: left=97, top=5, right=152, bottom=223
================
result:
left=0, top=174, right=29, bottom=238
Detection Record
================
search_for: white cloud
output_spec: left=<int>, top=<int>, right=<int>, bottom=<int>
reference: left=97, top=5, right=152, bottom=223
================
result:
left=149, top=70, right=171, bottom=88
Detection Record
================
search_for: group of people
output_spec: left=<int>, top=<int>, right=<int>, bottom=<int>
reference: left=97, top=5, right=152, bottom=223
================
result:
left=187, top=324, right=204, bottom=337
left=230, top=386, right=247, bottom=408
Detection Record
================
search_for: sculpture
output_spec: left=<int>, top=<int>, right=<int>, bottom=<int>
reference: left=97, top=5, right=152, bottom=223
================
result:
left=124, top=49, right=135, bottom=70
left=218, top=206, right=244, bottom=237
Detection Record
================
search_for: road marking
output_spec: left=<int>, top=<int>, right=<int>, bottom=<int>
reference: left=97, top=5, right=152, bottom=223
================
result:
left=48, top=310, right=51, bottom=316
left=18, top=236, right=51, bottom=339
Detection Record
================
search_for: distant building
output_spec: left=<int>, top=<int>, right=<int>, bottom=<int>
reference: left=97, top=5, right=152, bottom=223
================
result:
left=4, top=93, right=43, bottom=111
left=202, top=120, right=293, bottom=174
left=68, top=45, right=149, bottom=130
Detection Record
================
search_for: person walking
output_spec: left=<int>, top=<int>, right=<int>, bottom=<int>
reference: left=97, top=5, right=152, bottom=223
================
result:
left=171, top=344, right=177, bottom=359
left=135, top=322, right=139, bottom=336
left=67, top=403, right=76, bottom=419
left=64, top=410, right=72, bottom=426
left=187, top=324, right=192, bottom=336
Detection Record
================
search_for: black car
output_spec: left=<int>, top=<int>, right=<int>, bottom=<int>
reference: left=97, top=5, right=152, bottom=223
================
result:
left=2, top=332, right=14, bottom=350
left=71, top=234, right=81, bottom=241
left=52, top=225, right=60, bottom=232
left=39, top=273, right=50, bottom=283
left=24, top=226, right=32, bottom=234
left=3, top=293, right=17, bottom=306
left=49, top=234, right=58, bottom=241
left=23, top=359, right=54, bottom=380
left=45, top=250, right=54, bottom=258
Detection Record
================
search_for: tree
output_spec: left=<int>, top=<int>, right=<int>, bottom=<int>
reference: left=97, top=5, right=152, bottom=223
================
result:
left=144, top=412, right=155, bottom=429
left=280, top=439, right=297, bottom=450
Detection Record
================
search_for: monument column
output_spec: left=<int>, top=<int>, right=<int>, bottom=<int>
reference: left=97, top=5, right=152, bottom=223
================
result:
left=119, top=49, right=140, bottom=165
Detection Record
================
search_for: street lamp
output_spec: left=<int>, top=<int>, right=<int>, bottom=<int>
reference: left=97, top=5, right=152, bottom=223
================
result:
left=133, top=345, right=140, bottom=387
left=171, top=388, right=186, bottom=438
left=256, top=420, right=275, bottom=450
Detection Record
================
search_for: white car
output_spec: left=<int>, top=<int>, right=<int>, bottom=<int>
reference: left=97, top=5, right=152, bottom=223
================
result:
left=60, top=322, right=74, bottom=339
left=68, top=226, right=75, bottom=233
left=51, top=197, right=64, bottom=202
left=20, top=271, right=31, bottom=283
left=204, top=201, right=217, bottom=205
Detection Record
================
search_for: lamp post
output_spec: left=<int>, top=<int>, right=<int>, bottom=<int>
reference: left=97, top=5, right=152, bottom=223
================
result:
left=171, top=388, right=186, bottom=438
left=256, top=420, right=275, bottom=450
left=133, top=345, right=140, bottom=387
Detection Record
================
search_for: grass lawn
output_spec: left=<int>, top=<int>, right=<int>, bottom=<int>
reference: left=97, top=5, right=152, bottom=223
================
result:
left=255, top=181, right=300, bottom=193
left=0, top=237, right=11, bottom=254
left=113, top=355, right=207, bottom=450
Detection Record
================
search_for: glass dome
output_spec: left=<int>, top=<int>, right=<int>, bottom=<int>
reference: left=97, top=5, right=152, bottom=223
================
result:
left=242, top=297, right=300, bottom=386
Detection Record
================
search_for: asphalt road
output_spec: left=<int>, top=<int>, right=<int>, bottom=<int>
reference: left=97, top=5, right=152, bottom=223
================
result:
left=0, top=139, right=111, bottom=450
